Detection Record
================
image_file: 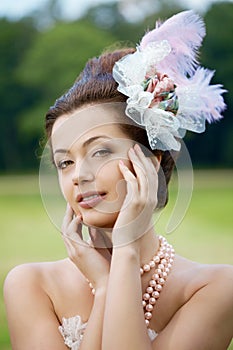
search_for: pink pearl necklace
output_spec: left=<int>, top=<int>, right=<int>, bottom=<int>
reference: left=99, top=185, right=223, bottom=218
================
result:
left=141, top=235, right=175, bottom=327
left=87, top=235, right=174, bottom=328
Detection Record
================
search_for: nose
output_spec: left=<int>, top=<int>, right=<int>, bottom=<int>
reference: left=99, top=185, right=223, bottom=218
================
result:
left=72, top=159, right=95, bottom=186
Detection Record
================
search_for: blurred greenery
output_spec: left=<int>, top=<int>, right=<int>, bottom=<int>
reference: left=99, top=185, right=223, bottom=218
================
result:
left=0, top=1, right=233, bottom=172
left=0, top=171, right=233, bottom=348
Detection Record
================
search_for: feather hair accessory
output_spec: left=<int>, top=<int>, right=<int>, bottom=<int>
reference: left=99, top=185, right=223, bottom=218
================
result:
left=112, top=10, right=226, bottom=151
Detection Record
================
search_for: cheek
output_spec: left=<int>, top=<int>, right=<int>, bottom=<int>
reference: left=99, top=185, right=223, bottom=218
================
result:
left=58, top=173, right=72, bottom=202
left=97, top=160, right=128, bottom=200
left=98, top=160, right=123, bottom=186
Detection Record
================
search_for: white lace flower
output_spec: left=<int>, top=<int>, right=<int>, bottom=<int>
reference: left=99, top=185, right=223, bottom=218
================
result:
left=112, top=40, right=183, bottom=151
left=144, top=108, right=181, bottom=151
left=58, top=316, right=87, bottom=350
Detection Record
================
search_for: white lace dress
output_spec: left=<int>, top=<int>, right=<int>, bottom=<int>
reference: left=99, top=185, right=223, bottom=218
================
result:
left=59, top=315, right=158, bottom=350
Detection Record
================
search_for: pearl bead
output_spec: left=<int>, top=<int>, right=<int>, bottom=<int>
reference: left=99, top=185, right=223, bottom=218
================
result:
left=146, top=286, right=153, bottom=294
left=145, top=312, right=152, bottom=320
left=149, top=297, right=156, bottom=305
left=145, top=319, right=150, bottom=327
left=156, top=268, right=162, bottom=274
left=152, top=273, right=160, bottom=281
left=152, top=291, right=160, bottom=298
left=158, top=264, right=164, bottom=270
left=143, top=264, right=151, bottom=272
left=161, top=259, right=167, bottom=265
left=149, top=279, right=156, bottom=287
left=143, top=293, right=150, bottom=300
left=149, top=261, right=155, bottom=268
left=162, top=271, right=168, bottom=278
left=140, top=268, right=144, bottom=275
left=159, top=278, right=165, bottom=285
left=142, top=300, right=146, bottom=307
left=153, top=255, right=160, bottom=263
left=146, top=304, right=154, bottom=312
left=156, top=284, right=162, bottom=292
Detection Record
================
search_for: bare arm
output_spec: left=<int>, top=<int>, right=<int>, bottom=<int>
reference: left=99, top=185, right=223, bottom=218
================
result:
left=102, top=145, right=158, bottom=349
left=79, top=287, right=106, bottom=349
left=61, top=205, right=110, bottom=350
left=102, top=244, right=152, bottom=350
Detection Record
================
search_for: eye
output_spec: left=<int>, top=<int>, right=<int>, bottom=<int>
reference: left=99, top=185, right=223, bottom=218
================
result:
left=92, top=148, right=111, bottom=157
left=57, top=160, right=74, bottom=170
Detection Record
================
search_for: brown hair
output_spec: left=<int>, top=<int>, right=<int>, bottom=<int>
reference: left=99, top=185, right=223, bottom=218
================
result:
left=45, top=48, right=178, bottom=208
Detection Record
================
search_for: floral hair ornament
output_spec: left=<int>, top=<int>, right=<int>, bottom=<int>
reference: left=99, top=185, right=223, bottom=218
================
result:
left=113, top=10, right=226, bottom=151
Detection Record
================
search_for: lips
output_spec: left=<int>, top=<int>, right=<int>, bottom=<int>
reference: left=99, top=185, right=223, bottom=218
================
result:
left=76, top=191, right=106, bottom=209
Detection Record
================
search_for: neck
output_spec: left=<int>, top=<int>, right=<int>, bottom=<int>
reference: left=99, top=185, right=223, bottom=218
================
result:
left=139, top=226, right=160, bottom=267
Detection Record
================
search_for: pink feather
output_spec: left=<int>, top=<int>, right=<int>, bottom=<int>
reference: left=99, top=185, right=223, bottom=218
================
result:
left=139, top=10, right=206, bottom=78
left=176, top=68, right=227, bottom=123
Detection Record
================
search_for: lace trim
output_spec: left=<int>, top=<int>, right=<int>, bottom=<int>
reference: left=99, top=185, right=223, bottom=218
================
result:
left=59, top=316, right=87, bottom=350
left=59, top=315, right=158, bottom=349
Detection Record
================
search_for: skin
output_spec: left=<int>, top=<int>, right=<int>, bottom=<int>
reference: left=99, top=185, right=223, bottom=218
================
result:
left=4, top=104, right=233, bottom=350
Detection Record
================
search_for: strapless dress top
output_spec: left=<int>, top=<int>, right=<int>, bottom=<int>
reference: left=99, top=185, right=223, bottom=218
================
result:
left=59, top=315, right=158, bottom=349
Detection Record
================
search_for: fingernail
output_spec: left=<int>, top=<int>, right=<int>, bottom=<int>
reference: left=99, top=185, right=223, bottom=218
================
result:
left=129, top=147, right=135, bottom=154
left=134, top=144, right=141, bottom=152
left=119, top=160, right=125, bottom=166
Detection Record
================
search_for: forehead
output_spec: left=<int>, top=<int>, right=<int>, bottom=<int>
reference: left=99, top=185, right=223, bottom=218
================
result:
left=51, top=103, right=130, bottom=150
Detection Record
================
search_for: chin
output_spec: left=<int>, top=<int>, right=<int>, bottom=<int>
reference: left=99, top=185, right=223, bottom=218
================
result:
left=81, top=210, right=118, bottom=229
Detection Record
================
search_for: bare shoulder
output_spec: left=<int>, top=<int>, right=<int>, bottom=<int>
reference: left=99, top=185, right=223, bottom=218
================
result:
left=4, top=258, right=88, bottom=316
left=3, top=259, right=90, bottom=350
left=200, top=262, right=233, bottom=308
left=187, top=260, right=233, bottom=297
left=173, top=256, right=233, bottom=316
left=4, top=260, right=64, bottom=321
left=4, top=261, right=50, bottom=302
left=206, top=262, right=233, bottom=285
left=153, top=258, right=233, bottom=350
left=170, top=255, right=233, bottom=295
left=4, top=259, right=76, bottom=295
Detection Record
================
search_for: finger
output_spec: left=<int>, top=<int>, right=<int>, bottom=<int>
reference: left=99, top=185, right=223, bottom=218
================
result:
left=69, top=215, right=83, bottom=235
left=128, top=147, right=148, bottom=198
left=134, top=144, right=158, bottom=184
left=134, top=144, right=157, bottom=175
left=128, top=147, right=146, bottom=176
left=62, top=203, right=74, bottom=231
left=118, top=160, right=139, bottom=196
left=133, top=145, right=158, bottom=207
left=61, top=204, right=83, bottom=241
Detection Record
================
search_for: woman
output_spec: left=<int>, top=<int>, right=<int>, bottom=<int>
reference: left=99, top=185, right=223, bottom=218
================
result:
left=4, top=10, right=233, bottom=350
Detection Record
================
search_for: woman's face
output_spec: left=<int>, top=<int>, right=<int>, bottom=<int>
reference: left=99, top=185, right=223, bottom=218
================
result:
left=51, top=103, right=135, bottom=228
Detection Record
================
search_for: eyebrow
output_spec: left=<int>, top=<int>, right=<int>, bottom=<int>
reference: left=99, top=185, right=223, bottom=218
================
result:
left=53, top=135, right=111, bottom=155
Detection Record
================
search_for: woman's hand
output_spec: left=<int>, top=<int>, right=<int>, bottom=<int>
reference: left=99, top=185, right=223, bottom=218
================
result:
left=62, top=204, right=110, bottom=292
left=112, top=144, right=159, bottom=247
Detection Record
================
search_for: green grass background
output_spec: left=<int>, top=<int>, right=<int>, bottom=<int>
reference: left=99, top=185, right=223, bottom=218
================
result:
left=0, top=171, right=232, bottom=349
